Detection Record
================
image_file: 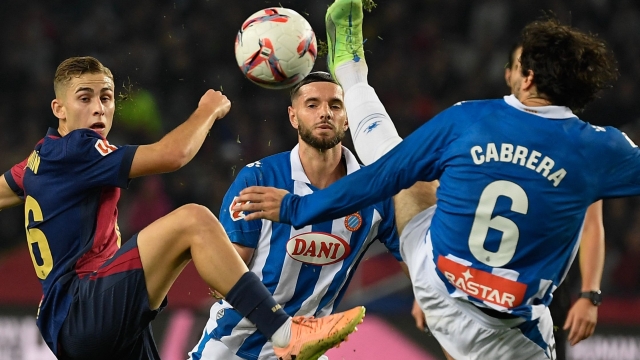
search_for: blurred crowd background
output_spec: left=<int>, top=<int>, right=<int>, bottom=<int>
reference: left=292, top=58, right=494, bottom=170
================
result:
left=1, top=0, right=639, bottom=302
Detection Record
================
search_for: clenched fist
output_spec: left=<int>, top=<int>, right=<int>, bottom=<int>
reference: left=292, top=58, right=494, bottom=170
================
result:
left=199, top=89, right=231, bottom=120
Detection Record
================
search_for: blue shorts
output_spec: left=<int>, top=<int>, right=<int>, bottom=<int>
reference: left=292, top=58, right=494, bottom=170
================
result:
left=57, top=235, right=168, bottom=360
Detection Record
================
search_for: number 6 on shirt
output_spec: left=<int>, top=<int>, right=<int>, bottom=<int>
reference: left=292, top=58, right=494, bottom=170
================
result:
left=25, top=195, right=54, bottom=279
left=468, top=180, right=528, bottom=267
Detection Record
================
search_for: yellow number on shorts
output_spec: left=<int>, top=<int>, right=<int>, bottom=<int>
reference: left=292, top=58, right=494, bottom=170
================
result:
left=25, top=196, right=53, bottom=279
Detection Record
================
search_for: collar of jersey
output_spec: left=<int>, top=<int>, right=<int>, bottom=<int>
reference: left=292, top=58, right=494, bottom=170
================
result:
left=290, top=144, right=361, bottom=184
left=46, top=127, right=62, bottom=138
left=503, top=95, right=577, bottom=119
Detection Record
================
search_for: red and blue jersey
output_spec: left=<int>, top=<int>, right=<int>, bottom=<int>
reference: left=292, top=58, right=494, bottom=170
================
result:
left=4, top=128, right=137, bottom=352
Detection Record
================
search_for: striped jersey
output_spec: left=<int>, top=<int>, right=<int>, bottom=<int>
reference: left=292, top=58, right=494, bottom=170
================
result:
left=191, top=145, right=400, bottom=360
left=279, top=95, right=640, bottom=321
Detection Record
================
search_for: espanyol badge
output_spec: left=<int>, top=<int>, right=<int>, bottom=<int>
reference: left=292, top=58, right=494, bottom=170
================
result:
left=216, top=308, right=225, bottom=320
left=344, top=212, right=362, bottom=232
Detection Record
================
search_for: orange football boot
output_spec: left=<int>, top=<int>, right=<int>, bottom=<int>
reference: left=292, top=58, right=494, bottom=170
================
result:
left=273, top=306, right=366, bottom=360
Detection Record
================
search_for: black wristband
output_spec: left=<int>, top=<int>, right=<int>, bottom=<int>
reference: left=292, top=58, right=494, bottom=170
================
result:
left=578, top=290, right=602, bottom=306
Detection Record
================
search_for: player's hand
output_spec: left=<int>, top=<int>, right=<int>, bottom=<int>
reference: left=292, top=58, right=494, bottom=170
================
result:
left=411, top=299, right=427, bottom=331
left=563, top=298, right=598, bottom=346
left=198, top=89, right=231, bottom=120
left=234, top=186, right=290, bottom=222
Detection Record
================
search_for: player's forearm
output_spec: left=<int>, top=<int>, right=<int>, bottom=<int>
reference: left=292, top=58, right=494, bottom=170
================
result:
left=282, top=163, right=407, bottom=227
left=579, top=201, right=604, bottom=291
left=579, top=238, right=604, bottom=291
left=158, top=106, right=218, bottom=168
left=129, top=107, right=219, bottom=178
left=0, top=175, right=23, bottom=210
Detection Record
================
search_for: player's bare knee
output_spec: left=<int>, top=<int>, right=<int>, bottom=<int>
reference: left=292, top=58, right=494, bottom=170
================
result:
left=172, top=204, right=227, bottom=246
left=171, top=204, right=219, bottom=232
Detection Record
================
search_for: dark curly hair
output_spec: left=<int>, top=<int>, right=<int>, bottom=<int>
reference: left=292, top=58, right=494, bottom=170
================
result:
left=519, top=18, right=619, bottom=113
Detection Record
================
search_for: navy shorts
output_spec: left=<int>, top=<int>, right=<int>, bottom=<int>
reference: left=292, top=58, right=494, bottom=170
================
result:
left=58, top=235, right=168, bottom=360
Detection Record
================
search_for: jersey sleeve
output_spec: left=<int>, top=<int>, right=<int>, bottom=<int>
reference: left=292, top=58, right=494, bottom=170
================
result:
left=376, top=199, right=402, bottom=262
left=64, top=129, right=137, bottom=189
left=3, top=156, right=30, bottom=199
left=219, top=163, right=264, bottom=248
left=280, top=104, right=463, bottom=228
left=595, top=127, right=640, bottom=198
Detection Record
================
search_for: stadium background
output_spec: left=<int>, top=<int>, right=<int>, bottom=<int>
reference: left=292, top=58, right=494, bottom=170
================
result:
left=0, top=0, right=639, bottom=359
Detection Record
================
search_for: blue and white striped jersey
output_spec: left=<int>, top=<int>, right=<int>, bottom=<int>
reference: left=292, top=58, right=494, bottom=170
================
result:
left=191, top=145, right=400, bottom=360
left=278, top=95, right=640, bottom=321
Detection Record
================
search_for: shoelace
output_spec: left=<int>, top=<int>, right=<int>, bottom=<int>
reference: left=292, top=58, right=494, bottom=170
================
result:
left=292, top=315, right=332, bottom=332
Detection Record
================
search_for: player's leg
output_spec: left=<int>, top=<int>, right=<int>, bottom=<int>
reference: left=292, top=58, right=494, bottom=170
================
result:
left=393, top=182, right=438, bottom=234
left=403, top=210, right=553, bottom=360
left=136, top=203, right=365, bottom=360
left=137, top=204, right=246, bottom=309
left=326, top=0, right=401, bottom=165
left=327, top=0, right=438, bottom=234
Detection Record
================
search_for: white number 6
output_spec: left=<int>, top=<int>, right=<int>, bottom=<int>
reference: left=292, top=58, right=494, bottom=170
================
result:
left=468, top=181, right=528, bottom=267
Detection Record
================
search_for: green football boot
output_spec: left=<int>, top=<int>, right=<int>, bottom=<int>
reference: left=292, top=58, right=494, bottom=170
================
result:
left=325, top=0, right=365, bottom=80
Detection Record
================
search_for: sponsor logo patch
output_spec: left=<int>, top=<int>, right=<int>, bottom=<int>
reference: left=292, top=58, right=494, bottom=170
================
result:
left=229, top=196, right=249, bottom=221
left=344, top=212, right=362, bottom=232
left=437, top=255, right=527, bottom=308
left=94, top=139, right=117, bottom=156
left=286, top=232, right=351, bottom=265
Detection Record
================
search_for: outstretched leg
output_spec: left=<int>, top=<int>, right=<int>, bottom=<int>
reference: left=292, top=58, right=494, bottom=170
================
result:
left=326, top=0, right=438, bottom=234
left=137, top=204, right=247, bottom=308
left=326, top=1, right=447, bottom=359
left=136, top=203, right=365, bottom=360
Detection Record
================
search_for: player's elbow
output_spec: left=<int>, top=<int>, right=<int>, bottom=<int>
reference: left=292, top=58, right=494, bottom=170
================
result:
left=158, top=139, right=196, bottom=169
left=130, top=144, right=193, bottom=177
left=148, top=147, right=190, bottom=173
left=164, top=150, right=191, bottom=171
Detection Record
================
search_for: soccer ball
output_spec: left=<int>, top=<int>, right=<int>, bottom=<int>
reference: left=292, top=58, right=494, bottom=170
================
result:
left=235, top=8, right=317, bottom=90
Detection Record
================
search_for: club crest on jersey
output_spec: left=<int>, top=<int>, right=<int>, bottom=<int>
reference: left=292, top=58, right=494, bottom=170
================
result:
left=94, top=139, right=117, bottom=156
left=344, top=212, right=362, bottom=232
left=286, top=232, right=351, bottom=265
left=230, top=196, right=249, bottom=221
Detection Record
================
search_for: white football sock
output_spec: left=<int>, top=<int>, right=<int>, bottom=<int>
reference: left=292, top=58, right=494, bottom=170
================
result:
left=335, top=60, right=369, bottom=93
left=271, top=317, right=292, bottom=348
left=344, top=82, right=403, bottom=165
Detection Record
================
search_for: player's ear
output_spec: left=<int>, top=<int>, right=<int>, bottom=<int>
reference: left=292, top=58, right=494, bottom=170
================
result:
left=288, top=106, right=298, bottom=129
left=51, top=98, right=66, bottom=120
left=344, top=116, right=349, bottom=131
left=521, top=69, right=535, bottom=90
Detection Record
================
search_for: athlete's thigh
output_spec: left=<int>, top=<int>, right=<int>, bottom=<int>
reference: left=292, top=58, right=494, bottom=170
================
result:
left=393, top=181, right=438, bottom=235
left=137, top=204, right=224, bottom=309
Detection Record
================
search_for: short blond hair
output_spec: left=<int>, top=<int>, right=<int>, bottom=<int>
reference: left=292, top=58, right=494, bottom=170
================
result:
left=54, top=56, right=114, bottom=97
